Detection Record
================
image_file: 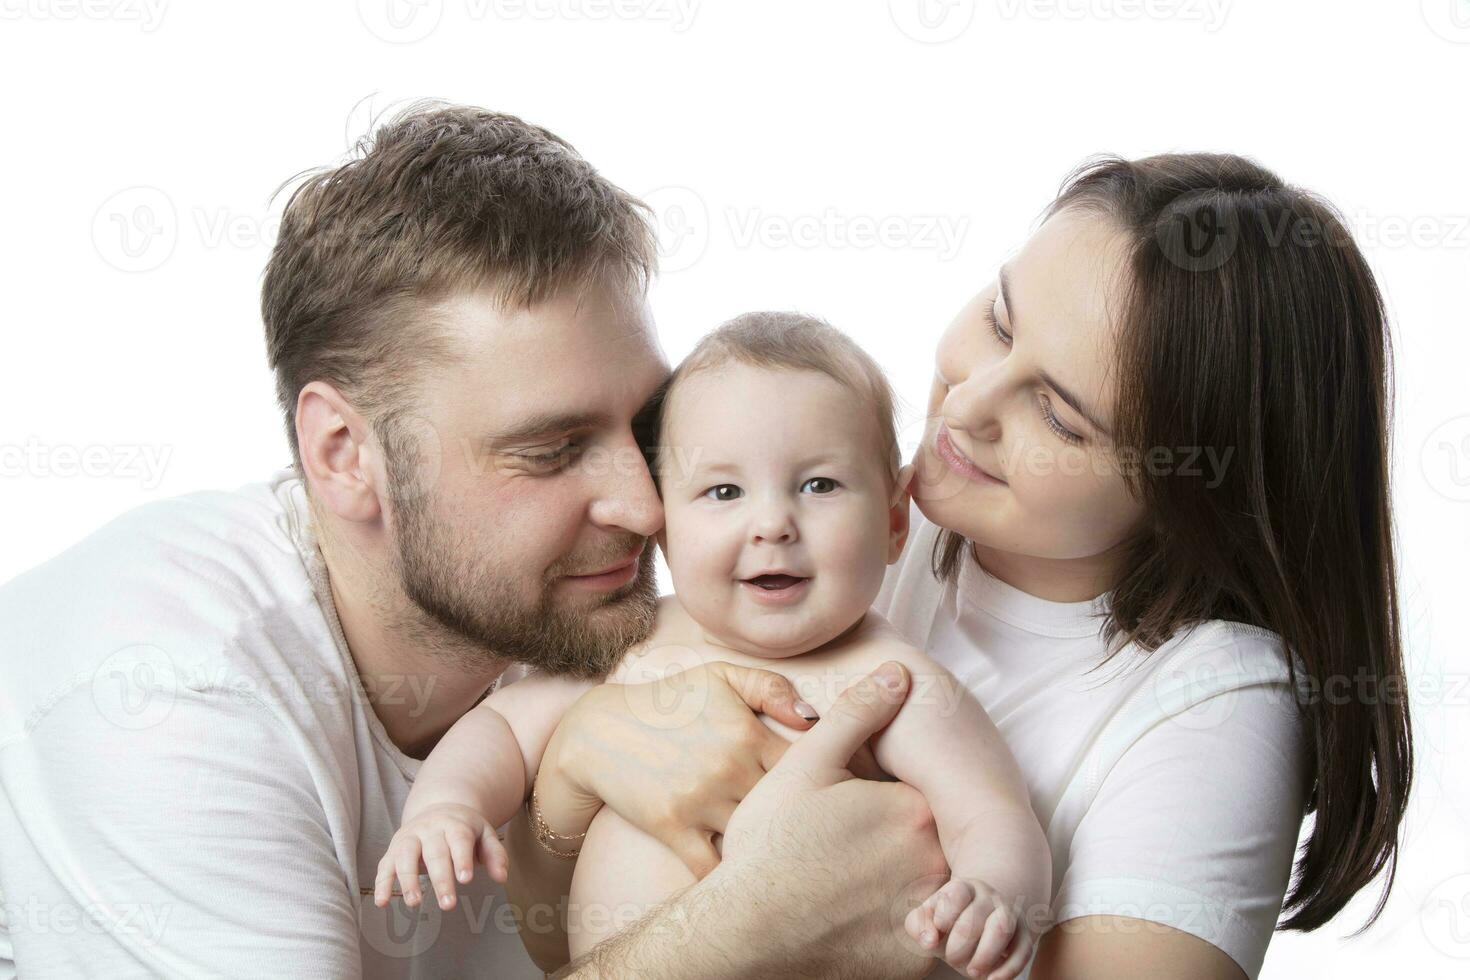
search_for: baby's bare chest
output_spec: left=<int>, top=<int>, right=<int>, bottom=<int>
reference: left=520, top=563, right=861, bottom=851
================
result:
left=613, top=612, right=904, bottom=733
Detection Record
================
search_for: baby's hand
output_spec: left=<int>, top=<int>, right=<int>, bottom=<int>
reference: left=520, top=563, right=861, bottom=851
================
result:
left=373, top=803, right=508, bottom=910
left=905, top=878, right=1035, bottom=979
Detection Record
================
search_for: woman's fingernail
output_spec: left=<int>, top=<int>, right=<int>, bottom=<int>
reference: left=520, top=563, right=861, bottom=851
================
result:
left=794, top=700, right=819, bottom=721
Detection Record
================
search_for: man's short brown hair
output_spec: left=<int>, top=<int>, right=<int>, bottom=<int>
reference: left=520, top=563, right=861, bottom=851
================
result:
left=261, top=101, right=657, bottom=467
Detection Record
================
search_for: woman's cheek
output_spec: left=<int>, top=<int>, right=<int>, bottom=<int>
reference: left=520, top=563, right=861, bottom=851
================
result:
left=1047, top=467, right=1142, bottom=557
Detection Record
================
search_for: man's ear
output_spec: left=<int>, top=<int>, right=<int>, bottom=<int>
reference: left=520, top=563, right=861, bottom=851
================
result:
left=296, top=380, right=384, bottom=524
left=886, top=463, right=914, bottom=564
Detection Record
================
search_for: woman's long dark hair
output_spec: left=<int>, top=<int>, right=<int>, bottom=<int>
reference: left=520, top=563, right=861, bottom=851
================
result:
left=932, top=154, right=1412, bottom=934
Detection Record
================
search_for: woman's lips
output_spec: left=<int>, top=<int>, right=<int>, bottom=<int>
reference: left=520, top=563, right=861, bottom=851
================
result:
left=935, top=426, right=1007, bottom=486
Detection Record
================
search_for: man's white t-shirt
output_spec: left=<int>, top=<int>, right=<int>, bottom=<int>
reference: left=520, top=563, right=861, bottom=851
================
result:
left=0, top=469, right=542, bottom=978
left=875, top=502, right=1312, bottom=980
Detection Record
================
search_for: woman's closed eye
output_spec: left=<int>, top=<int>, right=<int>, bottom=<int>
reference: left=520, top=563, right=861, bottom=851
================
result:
left=983, top=294, right=1085, bottom=446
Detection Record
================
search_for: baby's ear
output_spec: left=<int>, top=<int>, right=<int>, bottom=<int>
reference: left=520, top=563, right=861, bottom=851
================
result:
left=893, top=463, right=916, bottom=503
left=887, top=465, right=913, bottom=563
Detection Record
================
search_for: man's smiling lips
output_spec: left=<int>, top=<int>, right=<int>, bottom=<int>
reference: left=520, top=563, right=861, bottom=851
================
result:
left=564, top=544, right=644, bottom=590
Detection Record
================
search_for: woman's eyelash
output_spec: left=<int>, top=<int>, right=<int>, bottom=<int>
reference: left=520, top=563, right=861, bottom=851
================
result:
left=983, top=298, right=1012, bottom=344
left=984, top=297, right=1085, bottom=446
left=1038, top=394, right=1084, bottom=445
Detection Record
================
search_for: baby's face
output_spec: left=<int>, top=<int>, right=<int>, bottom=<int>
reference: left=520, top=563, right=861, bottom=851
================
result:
left=656, top=363, right=907, bottom=658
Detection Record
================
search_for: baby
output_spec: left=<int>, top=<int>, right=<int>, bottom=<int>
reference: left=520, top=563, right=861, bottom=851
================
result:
left=376, top=312, right=1052, bottom=979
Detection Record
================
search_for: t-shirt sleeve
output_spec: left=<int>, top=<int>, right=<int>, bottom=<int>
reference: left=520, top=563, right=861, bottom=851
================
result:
left=0, top=679, right=363, bottom=978
left=1051, top=661, right=1310, bottom=979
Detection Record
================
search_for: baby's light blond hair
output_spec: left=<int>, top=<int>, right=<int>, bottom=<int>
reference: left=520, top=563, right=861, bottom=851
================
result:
left=643, top=311, right=902, bottom=492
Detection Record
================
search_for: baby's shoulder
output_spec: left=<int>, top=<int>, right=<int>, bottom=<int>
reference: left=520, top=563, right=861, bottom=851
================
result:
left=832, top=609, right=940, bottom=669
left=803, top=610, right=952, bottom=697
left=606, top=594, right=720, bottom=683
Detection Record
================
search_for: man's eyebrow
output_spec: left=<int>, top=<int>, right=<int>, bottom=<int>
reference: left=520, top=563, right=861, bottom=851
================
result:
left=1000, top=264, right=1112, bottom=437
left=485, top=410, right=611, bottom=445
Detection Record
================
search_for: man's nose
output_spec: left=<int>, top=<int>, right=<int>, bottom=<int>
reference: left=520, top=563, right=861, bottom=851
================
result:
left=586, top=440, right=664, bottom=538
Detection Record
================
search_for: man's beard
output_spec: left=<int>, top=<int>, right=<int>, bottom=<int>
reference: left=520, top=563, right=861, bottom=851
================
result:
left=387, top=480, right=659, bottom=679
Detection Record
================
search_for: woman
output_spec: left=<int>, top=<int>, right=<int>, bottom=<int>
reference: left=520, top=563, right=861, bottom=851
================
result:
left=519, top=153, right=1412, bottom=979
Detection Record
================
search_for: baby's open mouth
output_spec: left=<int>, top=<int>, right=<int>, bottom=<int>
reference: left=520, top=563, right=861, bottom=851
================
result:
left=743, top=574, right=809, bottom=591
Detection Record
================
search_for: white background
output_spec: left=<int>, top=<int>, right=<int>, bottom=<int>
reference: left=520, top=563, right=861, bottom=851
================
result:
left=2, top=1, right=1468, bottom=975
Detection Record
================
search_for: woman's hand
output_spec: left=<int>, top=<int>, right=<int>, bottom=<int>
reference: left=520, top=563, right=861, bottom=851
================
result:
left=533, top=660, right=823, bottom=877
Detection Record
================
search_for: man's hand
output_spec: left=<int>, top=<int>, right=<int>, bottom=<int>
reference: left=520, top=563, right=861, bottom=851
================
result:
left=555, top=660, right=947, bottom=980
left=715, top=660, right=948, bottom=979
left=536, top=660, right=824, bottom=877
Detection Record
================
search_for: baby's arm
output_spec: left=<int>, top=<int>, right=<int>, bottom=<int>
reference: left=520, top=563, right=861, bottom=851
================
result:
left=373, top=670, right=594, bottom=911
left=870, top=644, right=1052, bottom=980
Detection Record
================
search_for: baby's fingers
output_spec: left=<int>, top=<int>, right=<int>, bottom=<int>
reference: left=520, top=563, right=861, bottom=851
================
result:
left=422, top=835, right=460, bottom=910
left=985, top=925, right=1036, bottom=980
left=372, top=855, right=397, bottom=908
left=394, top=842, right=426, bottom=907
left=964, top=904, right=1015, bottom=979
left=479, top=826, right=509, bottom=883
left=446, top=825, right=479, bottom=888
left=905, top=902, right=940, bottom=952
left=942, top=899, right=991, bottom=974
left=928, top=879, right=976, bottom=937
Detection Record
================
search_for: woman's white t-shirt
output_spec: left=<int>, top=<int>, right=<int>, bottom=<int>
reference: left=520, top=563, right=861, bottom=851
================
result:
left=875, top=503, right=1312, bottom=980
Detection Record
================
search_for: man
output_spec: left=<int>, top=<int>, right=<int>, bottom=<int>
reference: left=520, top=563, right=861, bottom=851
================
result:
left=0, top=103, right=943, bottom=977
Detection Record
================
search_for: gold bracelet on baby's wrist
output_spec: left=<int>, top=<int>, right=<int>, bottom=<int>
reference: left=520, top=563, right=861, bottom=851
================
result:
left=528, top=785, right=586, bottom=859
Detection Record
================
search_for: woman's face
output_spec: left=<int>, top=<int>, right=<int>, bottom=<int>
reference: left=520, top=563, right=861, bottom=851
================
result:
left=911, top=207, right=1147, bottom=576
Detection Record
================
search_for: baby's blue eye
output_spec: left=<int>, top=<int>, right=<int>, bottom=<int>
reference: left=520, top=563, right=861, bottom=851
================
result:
left=703, top=484, right=743, bottom=501
left=801, top=477, right=839, bottom=494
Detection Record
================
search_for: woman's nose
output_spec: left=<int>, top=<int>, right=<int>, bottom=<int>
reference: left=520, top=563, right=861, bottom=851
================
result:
left=943, top=365, right=1006, bottom=443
